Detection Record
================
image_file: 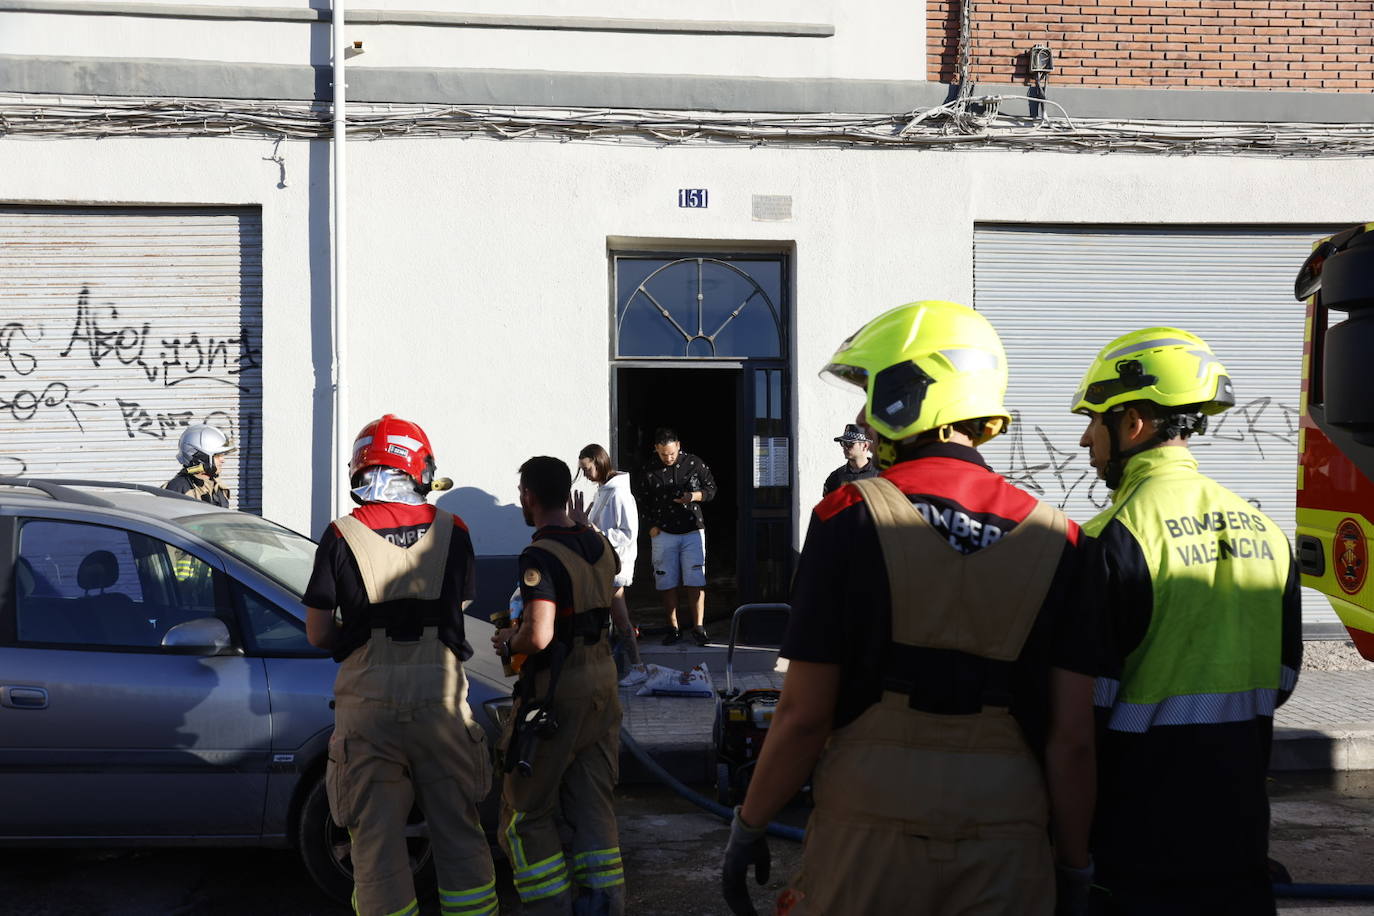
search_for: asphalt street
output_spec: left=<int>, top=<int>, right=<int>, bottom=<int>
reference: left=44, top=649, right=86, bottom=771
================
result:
left=3, top=775, right=1372, bottom=915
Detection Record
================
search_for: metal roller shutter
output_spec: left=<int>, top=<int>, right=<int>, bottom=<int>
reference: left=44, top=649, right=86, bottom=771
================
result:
left=0, top=206, right=263, bottom=513
left=973, top=223, right=1340, bottom=631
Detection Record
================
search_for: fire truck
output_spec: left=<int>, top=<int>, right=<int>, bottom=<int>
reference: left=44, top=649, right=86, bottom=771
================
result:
left=1295, top=222, right=1374, bottom=658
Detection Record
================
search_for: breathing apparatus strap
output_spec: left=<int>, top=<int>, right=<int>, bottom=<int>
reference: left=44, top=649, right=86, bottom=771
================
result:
left=505, top=611, right=609, bottom=774
left=1103, top=414, right=1156, bottom=491
left=882, top=643, right=1015, bottom=713
left=507, top=638, right=568, bottom=774
left=1103, top=407, right=1208, bottom=489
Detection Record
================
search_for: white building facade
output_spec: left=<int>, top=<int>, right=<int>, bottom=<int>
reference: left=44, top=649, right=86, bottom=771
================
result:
left=2, top=1, right=1372, bottom=624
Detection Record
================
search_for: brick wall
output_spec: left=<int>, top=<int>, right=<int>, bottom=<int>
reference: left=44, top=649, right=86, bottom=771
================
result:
left=927, top=0, right=1374, bottom=91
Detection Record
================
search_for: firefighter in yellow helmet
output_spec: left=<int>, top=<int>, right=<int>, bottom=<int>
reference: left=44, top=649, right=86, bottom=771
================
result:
left=304, top=415, right=497, bottom=916
left=721, top=301, right=1097, bottom=915
left=1071, top=329, right=1301, bottom=915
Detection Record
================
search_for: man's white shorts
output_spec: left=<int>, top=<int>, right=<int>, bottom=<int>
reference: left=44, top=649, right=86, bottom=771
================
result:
left=650, top=529, right=706, bottom=590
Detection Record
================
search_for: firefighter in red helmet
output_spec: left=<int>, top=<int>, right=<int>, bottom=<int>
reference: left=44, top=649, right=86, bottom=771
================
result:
left=304, top=415, right=497, bottom=916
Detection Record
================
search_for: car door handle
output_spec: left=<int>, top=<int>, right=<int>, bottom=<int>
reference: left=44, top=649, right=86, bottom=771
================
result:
left=1, top=686, right=49, bottom=709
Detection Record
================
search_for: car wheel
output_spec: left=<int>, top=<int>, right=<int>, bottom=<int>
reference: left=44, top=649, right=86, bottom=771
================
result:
left=297, top=775, right=437, bottom=904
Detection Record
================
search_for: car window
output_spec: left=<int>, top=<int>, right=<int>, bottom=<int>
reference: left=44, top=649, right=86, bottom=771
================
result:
left=16, top=519, right=224, bottom=649
left=237, top=585, right=322, bottom=656
left=18, top=519, right=143, bottom=601
left=179, top=514, right=316, bottom=598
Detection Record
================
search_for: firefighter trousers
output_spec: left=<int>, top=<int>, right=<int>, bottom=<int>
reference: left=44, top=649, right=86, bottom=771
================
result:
left=498, top=643, right=624, bottom=915
left=778, top=699, right=1053, bottom=916
left=779, top=807, right=1053, bottom=915
left=328, top=661, right=495, bottom=916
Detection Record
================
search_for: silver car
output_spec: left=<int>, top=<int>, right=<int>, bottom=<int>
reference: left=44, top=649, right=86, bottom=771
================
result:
left=0, top=479, right=510, bottom=903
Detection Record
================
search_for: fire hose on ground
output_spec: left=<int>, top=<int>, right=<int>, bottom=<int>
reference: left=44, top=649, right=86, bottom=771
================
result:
left=619, top=728, right=1374, bottom=900
left=618, top=727, right=805, bottom=843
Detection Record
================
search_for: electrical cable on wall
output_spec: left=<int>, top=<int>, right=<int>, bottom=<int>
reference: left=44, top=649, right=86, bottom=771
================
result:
left=2, top=92, right=1373, bottom=158
left=956, top=0, right=974, bottom=101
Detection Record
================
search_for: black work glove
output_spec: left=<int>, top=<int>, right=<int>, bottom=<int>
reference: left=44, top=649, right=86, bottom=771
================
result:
left=1055, top=860, right=1094, bottom=916
left=721, top=806, right=770, bottom=916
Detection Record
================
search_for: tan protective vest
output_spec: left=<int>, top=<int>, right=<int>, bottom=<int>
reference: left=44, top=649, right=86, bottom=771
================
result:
left=331, top=509, right=469, bottom=717
left=811, top=477, right=1067, bottom=843
left=185, top=477, right=229, bottom=504
left=520, top=536, right=618, bottom=700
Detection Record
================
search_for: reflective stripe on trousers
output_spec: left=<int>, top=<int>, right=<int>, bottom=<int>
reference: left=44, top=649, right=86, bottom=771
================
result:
left=505, top=811, right=572, bottom=904
left=352, top=888, right=417, bottom=916
left=439, top=879, right=499, bottom=916
left=572, top=846, right=625, bottom=889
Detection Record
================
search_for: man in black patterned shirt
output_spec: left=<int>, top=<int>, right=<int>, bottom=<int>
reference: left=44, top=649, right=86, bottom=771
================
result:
left=634, top=428, right=717, bottom=645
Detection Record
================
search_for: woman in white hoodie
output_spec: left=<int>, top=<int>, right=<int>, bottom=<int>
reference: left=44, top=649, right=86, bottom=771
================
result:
left=572, top=443, right=644, bottom=682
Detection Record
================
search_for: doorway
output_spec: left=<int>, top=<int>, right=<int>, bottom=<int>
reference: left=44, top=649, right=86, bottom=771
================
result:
left=610, top=250, right=794, bottom=627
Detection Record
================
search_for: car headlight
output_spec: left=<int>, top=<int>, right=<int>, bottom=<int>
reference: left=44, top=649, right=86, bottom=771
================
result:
left=482, top=697, right=513, bottom=732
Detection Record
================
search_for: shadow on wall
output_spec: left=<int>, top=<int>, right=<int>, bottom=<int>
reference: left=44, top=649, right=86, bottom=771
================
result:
left=436, top=487, right=528, bottom=556
left=438, top=487, right=528, bottom=620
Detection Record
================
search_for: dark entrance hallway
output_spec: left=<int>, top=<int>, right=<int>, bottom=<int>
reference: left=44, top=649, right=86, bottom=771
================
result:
left=614, top=367, right=740, bottom=626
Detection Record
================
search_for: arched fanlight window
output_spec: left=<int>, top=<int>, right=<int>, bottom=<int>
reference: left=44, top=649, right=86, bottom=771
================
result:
left=615, top=256, right=785, bottom=359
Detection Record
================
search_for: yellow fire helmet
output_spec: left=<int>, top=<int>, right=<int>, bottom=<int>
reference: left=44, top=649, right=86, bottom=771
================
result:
left=1069, top=327, right=1235, bottom=417
left=822, top=301, right=1012, bottom=462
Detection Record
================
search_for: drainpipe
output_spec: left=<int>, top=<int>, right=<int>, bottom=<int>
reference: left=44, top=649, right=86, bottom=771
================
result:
left=331, top=0, right=349, bottom=518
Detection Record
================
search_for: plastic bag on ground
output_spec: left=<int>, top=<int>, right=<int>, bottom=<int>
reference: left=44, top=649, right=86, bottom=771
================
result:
left=636, top=662, right=715, bottom=698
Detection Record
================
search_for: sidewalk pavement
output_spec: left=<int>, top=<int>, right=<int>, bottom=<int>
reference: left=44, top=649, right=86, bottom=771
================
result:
left=619, top=637, right=785, bottom=785
left=1273, top=669, right=1374, bottom=771
left=617, top=638, right=1374, bottom=783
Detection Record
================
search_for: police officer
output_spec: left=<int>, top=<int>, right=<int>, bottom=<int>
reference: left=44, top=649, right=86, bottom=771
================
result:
left=164, top=424, right=234, bottom=507
left=722, top=301, right=1097, bottom=916
left=1071, top=329, right=1302, bottom=915
left=821, top=423, right=878, bottom=496
left=304, top=414, right=496, bottom=916
left=491, top=456, right=625, bottom=914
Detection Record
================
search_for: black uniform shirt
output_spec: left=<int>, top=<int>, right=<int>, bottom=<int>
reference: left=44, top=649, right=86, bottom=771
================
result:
left=822, top=460, right=879, bottom=497
left=303, top=502, right=476, bottom=662
left=519, top=524, right=618, bottom=618
left=634, top=452, right=717, bottom=534
left=782, top=443, right=1095, bottom=754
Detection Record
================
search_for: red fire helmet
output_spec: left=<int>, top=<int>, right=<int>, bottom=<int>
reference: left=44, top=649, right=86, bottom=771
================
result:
left=348, top=414, right=436, bottom=487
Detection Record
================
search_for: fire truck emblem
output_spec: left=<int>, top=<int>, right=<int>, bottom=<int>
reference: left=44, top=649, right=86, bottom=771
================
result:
left=1336, top=518, right=1367, bottom=595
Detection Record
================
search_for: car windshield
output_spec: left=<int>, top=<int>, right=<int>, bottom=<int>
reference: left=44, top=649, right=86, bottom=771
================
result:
left=178, top=513, right=316, bottom=597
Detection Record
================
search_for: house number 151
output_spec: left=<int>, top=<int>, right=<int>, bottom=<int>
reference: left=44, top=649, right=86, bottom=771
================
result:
left=678, top=188, right=709, bottom=208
